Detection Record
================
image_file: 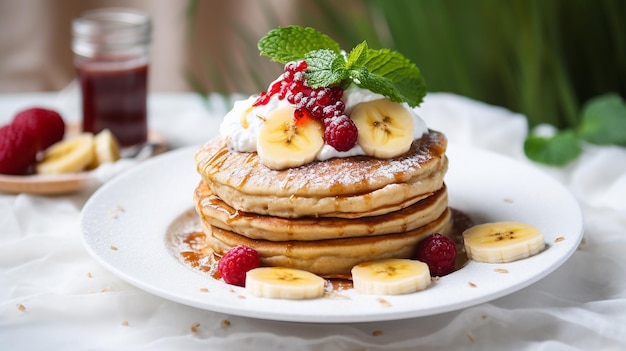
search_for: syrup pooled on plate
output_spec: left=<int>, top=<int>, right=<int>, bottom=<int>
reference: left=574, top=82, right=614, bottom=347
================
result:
left=166, top=209, right=218, bottom=276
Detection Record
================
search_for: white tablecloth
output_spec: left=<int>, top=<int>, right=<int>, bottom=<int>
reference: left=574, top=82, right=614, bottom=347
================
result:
left=1, top=91, right=625, bottom=350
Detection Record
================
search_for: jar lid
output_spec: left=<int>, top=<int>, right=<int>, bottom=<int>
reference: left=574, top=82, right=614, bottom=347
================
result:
left=73, top=8, right=151, bottom=56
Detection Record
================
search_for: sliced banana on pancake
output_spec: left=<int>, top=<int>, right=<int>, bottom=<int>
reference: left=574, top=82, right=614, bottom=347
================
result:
left=351, top=98, right=414, bottom=158
left=257, top=106, right=324, bottom=170
left=245, top=267, right=325, bottom=299
left=351, top=258, right=431, bottom=295
left=36, top=133, right=95, bottom=174
left=462, top=221, right=545, bottom=263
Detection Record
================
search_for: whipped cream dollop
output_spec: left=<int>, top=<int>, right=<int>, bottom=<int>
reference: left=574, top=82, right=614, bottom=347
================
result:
left=219, top=83, right=428, bottom=160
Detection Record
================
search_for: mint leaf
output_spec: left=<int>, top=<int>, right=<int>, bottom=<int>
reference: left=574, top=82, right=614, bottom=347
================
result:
left=351, top=67, right=406, bottom=103
left=524, top=130, right=582, bottom=166
left=345, top=41, right=369, bottom=69
left=577, top=93, right=626, bottom=146
left=357, top=49, right=426, bottom=107
left=258, top=26, right=341, bottom=64
left=304, top=49, right=348, bottom=88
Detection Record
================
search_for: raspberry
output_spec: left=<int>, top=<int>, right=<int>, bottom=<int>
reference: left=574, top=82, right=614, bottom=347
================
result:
left=415, top=233, right=457, bottom=277
left=12, top=107, right=65, bottom=150
left=0, top=124, right=38, bottom=175
left=217, top=245, right=260, bottom=287
left=323, top=114, right=358, bottom=152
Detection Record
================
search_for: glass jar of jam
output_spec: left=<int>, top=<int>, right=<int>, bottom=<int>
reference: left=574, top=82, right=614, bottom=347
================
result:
left=72, top=8, right=151, bottom=147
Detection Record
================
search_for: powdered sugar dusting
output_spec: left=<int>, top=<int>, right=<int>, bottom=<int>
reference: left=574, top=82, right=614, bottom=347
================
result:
left=196, top=130, right=446, bottom=197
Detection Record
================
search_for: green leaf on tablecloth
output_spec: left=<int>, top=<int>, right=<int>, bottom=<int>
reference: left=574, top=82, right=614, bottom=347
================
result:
left=577, top=93, right=626, bottom=146
left=524, top=129, right=582, bottom=166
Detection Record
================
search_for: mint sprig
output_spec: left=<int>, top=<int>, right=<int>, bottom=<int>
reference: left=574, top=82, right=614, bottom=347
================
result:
left=258, top=26, right=426, bottom=107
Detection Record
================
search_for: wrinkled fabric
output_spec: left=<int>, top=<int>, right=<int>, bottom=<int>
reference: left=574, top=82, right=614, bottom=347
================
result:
left=1, top=92, right=625, bottom=351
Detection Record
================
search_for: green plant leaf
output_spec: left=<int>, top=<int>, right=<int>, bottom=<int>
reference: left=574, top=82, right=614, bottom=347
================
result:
left=524, top=129, right=582, bottom=166
left=258, top=26, right=341, bottom=64
left=577, top=93, right=626, bottom=146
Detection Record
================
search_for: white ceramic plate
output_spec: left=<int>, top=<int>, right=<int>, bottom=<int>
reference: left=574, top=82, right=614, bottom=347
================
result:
left=80, top=145, right=583, bottom=323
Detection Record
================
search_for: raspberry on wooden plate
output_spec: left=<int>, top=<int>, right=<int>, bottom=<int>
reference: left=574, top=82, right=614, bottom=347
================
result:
left=12, top=107, right=65, bottom=150
left=0, top=124, right=39, bottom=175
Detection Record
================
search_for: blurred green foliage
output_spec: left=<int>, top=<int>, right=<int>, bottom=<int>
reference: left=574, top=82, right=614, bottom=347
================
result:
left=367, top=0, right=625, bottom=129
left=187, top=0, right=625, bottom=130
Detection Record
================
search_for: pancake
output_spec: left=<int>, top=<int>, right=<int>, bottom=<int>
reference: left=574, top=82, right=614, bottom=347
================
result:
left=206, top=167, right=446, bottom=219
left=200, top=208, right=453, bottom=277
left=194, top=180, right=449, bottom=241
left=195, top=130, right=448, bottom=218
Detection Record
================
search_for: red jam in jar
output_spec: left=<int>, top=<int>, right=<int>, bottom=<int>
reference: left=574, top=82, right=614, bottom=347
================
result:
left=73, top=8, right=151, bottom=147
left=77, top=59, right=148, bottom=146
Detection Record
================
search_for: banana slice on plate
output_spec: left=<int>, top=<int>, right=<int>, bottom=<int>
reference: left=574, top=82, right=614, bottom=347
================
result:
left=257, top=106, right=324, bottom=169
left=92, top=129, right=121, bottom=166
left=36, top=133, right=95, bottom=175
left=245, top=267, right=326, bottom=300
left=351, top=98, right=414, bottom=158
left=351, top=258, right=431, bottom=295
left=462, top=221, right=546, bottom=263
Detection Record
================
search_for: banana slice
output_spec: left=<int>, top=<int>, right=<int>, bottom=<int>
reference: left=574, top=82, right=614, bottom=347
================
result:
left=351, top=258, right=431, bottom=295
left=350, top=98, right=414, bottom=158
left=462, top=221, right=546, bottom=263
left=36, top=133, right=95, bottom=175
left=256, top=106, right=324, bottom=170
left=88, top=129, right=121, bottom=169
left=245, top=267, right=325, bottom=300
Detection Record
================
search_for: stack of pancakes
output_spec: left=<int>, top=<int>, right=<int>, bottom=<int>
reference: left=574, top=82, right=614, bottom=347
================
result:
left=194, top=130, right=452, bottom=278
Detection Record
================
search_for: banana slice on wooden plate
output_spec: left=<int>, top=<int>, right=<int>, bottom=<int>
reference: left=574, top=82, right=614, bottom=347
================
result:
left=91, top=129, right=121, bottom=167
left=36, top=133, right=96, bottom=175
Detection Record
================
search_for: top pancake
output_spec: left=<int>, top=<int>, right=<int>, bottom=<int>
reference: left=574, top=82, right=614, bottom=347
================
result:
left=195, top=130, right=448, bottom=200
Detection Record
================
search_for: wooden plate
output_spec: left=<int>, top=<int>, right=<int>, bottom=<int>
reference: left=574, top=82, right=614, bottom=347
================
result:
left=0, top=172, right=96, bottom=195
left=0, top=129, right=167, bottom=195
